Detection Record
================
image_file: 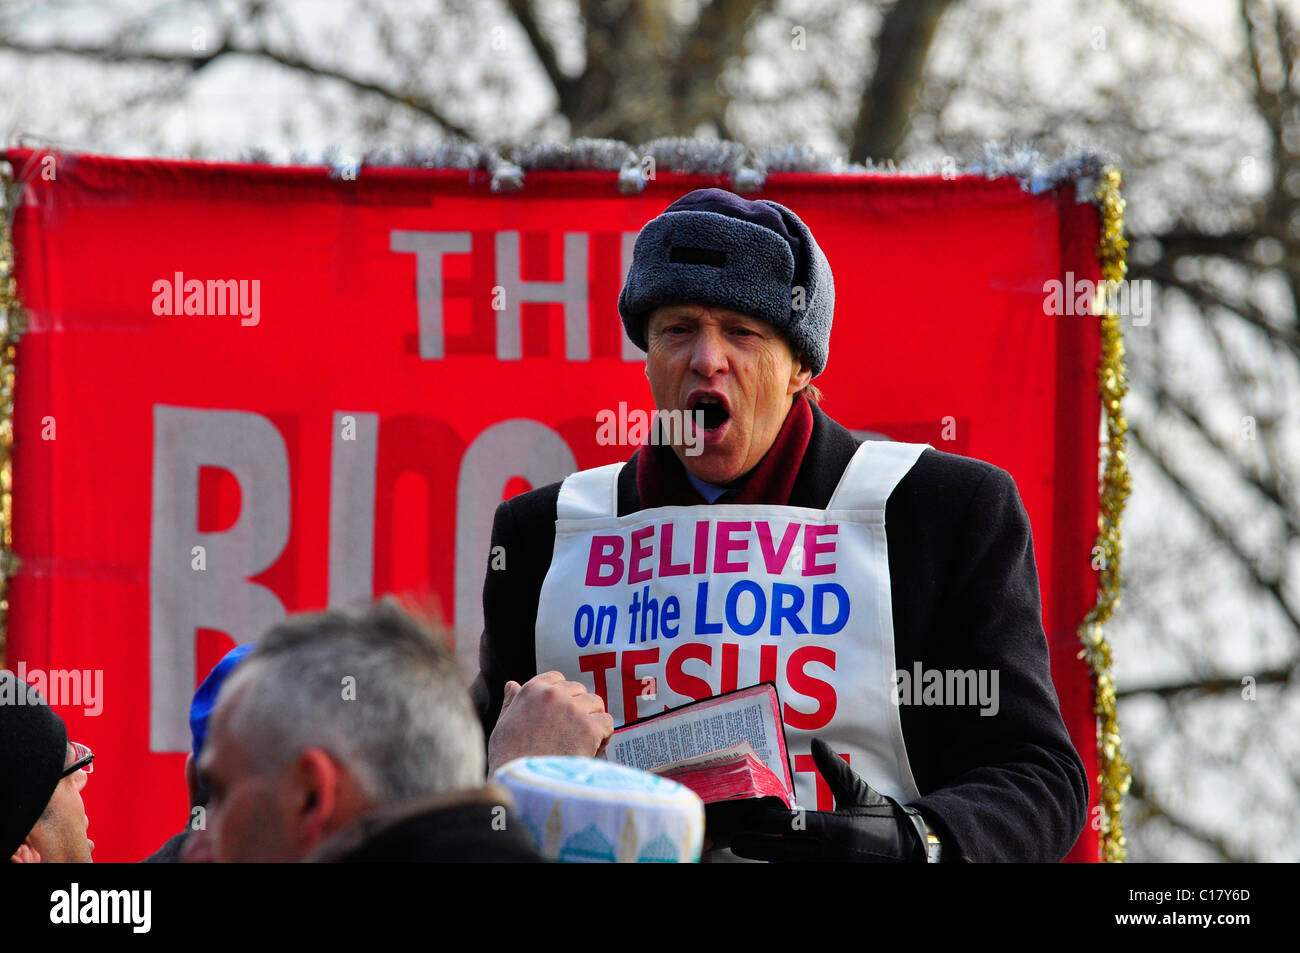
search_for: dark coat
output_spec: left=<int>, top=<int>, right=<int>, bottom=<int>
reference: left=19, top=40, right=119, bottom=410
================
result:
left=305, top=787, right=542, bottom=863
left=472, top=402, right=1089, bottom=862
left=141, top=829, right=190, bottom=863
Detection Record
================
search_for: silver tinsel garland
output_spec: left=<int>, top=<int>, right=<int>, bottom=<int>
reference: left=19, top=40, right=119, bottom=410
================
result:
left=276, top=137, right=1115, bottom=205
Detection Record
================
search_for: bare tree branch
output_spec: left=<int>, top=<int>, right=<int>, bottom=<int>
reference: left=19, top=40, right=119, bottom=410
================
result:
left=1127, top=775, right=1252, bottom=862
left=0, top=35, right=232, bottom=69
left=1117, top=666, right=1295, bottom=699
left=1128, top=422, right=1300, bottom=638
left=0, top=37, right=477, bottom=140
left=1139, top=379, right=1297, bottom=520
left=1131, top=262, right=1300, bottom=354
left=671, top=0, right=771, bottom=139
left=1150, top=228, right=1260, bottom=259
left=850, top=0, right=956, bottom=162
left=505, top=0, right=579, bottom=117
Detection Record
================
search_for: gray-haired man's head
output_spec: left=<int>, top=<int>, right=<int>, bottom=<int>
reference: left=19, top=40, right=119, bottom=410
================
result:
left=195, top=598, right=484, bottom=862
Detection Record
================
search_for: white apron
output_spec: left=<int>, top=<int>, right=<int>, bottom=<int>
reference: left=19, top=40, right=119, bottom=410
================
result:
left=535, top=441, right=928, bottom=810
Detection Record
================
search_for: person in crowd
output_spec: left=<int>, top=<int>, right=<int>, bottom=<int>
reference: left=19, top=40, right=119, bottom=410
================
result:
left=188, top=597, right=539, bottom=862
left=2, top=671, right=95, bottom=863
left=474, top=187, right=1088, bottom=862
left=143, top=644, right=254, bottom=862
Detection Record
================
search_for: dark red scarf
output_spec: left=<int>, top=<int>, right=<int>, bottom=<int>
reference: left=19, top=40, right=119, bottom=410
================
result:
left=636, top=395, right=814, bottom=507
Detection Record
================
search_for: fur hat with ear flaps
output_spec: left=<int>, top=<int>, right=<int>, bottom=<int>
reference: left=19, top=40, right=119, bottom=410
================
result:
left=618, top=187, right=835, bottom=376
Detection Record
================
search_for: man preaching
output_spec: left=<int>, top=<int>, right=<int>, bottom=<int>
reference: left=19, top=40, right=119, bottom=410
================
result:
left=475, top=188, right=1087, bottom=862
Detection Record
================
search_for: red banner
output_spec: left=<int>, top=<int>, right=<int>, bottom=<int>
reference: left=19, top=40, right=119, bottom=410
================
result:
left=4, top=148, right=1103, bottom=862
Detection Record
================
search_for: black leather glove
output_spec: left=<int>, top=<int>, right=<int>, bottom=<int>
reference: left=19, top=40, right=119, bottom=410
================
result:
left=729, top=738, right=930, bottom=863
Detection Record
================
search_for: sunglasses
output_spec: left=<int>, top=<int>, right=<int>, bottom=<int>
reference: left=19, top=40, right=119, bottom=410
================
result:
left=60, top=741, right=94, bottom=778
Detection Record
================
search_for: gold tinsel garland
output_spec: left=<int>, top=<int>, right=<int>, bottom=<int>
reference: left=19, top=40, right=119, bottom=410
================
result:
left=0, top=162, right=24, bottom=668
left=1079, top=166, right=1134, bottom=862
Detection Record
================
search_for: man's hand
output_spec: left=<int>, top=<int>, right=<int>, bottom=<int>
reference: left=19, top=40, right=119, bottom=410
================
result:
left=728, top=738, right=929, bottom=863
left=487, top=671, right=615, bottom=775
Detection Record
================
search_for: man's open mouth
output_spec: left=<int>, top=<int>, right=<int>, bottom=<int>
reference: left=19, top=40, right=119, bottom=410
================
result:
left=688, top=392, right=731, bottom=432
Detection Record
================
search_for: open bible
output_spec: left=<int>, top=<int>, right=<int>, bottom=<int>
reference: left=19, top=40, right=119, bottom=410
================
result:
left=603, top=683, right=797, bottom=814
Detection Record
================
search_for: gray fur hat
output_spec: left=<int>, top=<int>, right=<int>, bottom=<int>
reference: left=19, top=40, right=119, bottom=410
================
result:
left=618, top=188, right=835, bottom=376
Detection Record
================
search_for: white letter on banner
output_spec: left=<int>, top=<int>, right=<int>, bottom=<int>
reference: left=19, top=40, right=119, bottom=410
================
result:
left=454, top=421, right=576, bottom=676
left=150, top=407, right=289, bottom=751
left=329, top=411, right=379, bottom=607
left=494, top=232, right=590, bottom=360
left=390, top=231, right=472, bottom=360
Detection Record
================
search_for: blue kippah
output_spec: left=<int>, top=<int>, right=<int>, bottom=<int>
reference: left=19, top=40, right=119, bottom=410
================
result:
left=189, top=643, right=255, bottom=760
left=618, top=187, right=835, bottom=375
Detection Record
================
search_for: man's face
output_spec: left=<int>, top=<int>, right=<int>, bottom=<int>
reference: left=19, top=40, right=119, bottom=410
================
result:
left=196, top=679, right=302, bottom=863
left=646, top=304, right=811, bottom=484
left=28, top=743, right=94, bottom=863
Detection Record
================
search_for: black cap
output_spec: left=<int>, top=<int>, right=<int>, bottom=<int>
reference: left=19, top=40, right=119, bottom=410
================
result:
left=0, top=670, right=68, bottom=858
